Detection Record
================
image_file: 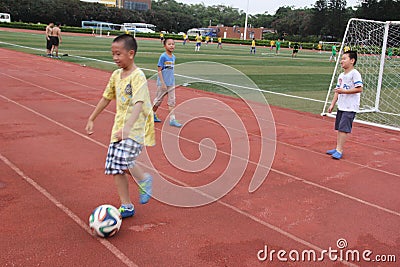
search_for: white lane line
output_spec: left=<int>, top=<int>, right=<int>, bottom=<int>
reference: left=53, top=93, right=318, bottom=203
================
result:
left=0, top=153, right=138, bottom=267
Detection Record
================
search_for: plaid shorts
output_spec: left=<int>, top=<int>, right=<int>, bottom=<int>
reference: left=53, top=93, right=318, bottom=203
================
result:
left=105, top=138, right=143, bottom=175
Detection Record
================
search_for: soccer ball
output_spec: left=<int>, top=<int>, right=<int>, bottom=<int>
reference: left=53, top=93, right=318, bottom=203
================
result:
left=89, top=204, right=122, bottom=238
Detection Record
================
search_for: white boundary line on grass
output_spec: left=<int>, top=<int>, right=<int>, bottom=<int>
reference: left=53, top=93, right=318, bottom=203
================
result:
left=0, top=41, right=325, bottom=103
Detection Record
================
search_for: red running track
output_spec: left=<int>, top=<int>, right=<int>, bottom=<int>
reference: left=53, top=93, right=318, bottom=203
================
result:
left=0, top=48, right=399, bottom=266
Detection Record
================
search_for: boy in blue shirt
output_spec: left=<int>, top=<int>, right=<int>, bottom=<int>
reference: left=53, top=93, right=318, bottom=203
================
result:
left=153, top=38, right=182, bottom=127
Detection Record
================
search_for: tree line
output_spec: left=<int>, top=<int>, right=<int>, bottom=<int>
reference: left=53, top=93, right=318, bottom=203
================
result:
left=1, top=0, right=399, bottom=41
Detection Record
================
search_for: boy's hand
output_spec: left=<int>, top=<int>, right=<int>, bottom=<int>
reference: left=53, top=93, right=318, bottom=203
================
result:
left=85, top=120, right=94, bottom=135
left=114, top=127, right=130, bottom=141
left=334, top=87, right=345, bottom=94
left=328, top=104, right=334, bottom=113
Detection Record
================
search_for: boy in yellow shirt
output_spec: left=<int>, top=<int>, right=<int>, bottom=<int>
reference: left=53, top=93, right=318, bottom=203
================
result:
left=86, top=34, right=155, bottom=218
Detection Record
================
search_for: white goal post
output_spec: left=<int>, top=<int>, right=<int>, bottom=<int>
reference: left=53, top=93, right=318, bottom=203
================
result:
left=322, top=18, right=400, bottom=131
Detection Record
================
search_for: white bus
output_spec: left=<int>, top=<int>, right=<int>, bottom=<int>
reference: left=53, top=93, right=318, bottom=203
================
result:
left=123, top=23, right=156, bottom=33
left=0, top=13, right=11, bottom=23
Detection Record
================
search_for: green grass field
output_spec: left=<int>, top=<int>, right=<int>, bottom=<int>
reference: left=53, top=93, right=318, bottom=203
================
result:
left=0, top=29, right=337, bottom=114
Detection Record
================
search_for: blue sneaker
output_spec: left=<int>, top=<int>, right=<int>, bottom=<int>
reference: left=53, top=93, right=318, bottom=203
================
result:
left=139, top=175, right=152, bottom=204
left=326, top=149, right=337, bottom=155
left=118, top=204, right=135, bottom=218
left=169, top=119, right=182, bottom=128
left=332, top=151, right=343, bottom=160
left=154, top=113, right=162, bottom=123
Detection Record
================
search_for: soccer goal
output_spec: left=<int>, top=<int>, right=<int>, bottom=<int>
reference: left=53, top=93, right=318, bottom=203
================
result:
left=322, top=18, right=400, bottom=131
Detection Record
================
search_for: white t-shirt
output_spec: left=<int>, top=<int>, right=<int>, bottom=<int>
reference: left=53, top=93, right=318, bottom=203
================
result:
left=336, top=69, right=363, bottom=112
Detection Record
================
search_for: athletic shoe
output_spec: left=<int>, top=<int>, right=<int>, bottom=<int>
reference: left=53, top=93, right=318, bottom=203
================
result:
left=332, top=151, right=343, bottom=160
left=118, top=204, right=135, bottom=218
left=326, top=149, right=337, bottom=155
left=169, top=119, right=182, bottom=128
left=139, top=175, right=152, bottom=204
left=154, top=113, right=162, bottom=123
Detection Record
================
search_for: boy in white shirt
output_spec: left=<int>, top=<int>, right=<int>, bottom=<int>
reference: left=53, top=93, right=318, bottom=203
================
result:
left=327, top=51, right=363, bottom=159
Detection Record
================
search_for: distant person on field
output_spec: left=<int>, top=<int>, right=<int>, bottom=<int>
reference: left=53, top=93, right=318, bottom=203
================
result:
left=317, top=42, right=322, bottom=54
left=85, top=34, right=155, bottom=218
left=270, top=40, right=275, bottom=51
left=51, top=22, right=62, bottom=58
left=330, top=45, right=337, bottom=62
left=153, top=38, right=182, bottom=128
left=205, top=35, right=210, bottom=46
left=292, top=42, right=299, bottom=58
left=45, top=22, right=54, bottom=57
left=276, top=39, right=281, bottom=55
left=195, top=33, right=202, bottom=52
left=327, top=50, right=363, bottom=160
left=250, top=38, right=256, bottom=54
left=182, top=33, right=188, bottom=45
left=217, top=37, right=223, bottom=49
left=160, top=32, right=164, bottom=44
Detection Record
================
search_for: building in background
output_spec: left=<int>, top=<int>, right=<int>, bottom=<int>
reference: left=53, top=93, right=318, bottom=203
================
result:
left=80, top=0, right=151, bottom=11
left=80, top=0, right=117, bottom=8
left=124, top=0, right=151, bottom=11
left=81, top=0, right=151, bottom=11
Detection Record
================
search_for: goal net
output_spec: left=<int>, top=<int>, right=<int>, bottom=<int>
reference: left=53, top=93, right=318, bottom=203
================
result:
left=322, top=18, right=400, bottom=131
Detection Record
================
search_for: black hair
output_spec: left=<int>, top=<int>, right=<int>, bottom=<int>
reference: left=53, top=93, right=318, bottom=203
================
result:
left=344, top=50, right=357, bottom=65
left=113, top=34, right=138, bottom=54
left=163, top=38, right=175, bottom=46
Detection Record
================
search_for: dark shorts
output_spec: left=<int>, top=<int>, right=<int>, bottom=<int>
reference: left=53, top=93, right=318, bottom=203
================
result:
left=105, top=138, right=143, bottom=175
left=46, top=38, right=52, bottom=50
left=335, top=110, right=356, bottom=133
left=50, top=36, right=59, bottom=46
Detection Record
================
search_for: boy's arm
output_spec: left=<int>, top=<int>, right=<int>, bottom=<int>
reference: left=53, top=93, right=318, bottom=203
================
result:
left=328, top=92, right=339, bottom=113
left=114, top=101, right=143, bottom=141
left=157, top=66, right=166, bottom=88
left=335, top=86, right=363, bottom=95
left=85, top=97, right=111, bottom=135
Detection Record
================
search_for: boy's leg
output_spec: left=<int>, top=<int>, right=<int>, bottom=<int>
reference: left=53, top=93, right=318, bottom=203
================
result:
left=166, top=87, right=182, bottom=127
left=129, top=164, right=152, bottom=204
left=114, top=173, right=135, bottom=218
left=336, top=131, right=347, bottom=153
left=114, top=173, right=131, bottom=205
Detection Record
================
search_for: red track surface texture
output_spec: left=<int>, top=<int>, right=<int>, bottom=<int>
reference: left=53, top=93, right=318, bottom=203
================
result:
left=0, top=48, right=399, bottom=267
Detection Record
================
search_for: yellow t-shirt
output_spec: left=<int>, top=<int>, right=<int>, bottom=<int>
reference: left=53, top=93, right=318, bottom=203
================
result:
left=206, top=36, right=210, bottom=41
left=344, top=46, right=350, bottom=52
left=270, top=40, right=275, bottom=46
left=103, top=68, right=155, bottom=146
left=251, top=40, right=256, bottom=47
left=196, top=35, right=202, bottom=42
left=183, top=34, right=186, bottom=39
left=218, top=37, right=222, bottom=43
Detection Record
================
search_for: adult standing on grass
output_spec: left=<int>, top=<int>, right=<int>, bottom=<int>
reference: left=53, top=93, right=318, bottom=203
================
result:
left=45, top=22, right=54, bottom=57
left=327, top=51, right=363, bottom=160
left=51, top=22, right=62, bottom=58
left=85, top=34, right=155, bottom=218
left=153, top=38, right=182, bottom=127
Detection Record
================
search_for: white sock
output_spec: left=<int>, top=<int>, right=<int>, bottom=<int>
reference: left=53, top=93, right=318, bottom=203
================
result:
left=170, top=114, right=176, bottom=121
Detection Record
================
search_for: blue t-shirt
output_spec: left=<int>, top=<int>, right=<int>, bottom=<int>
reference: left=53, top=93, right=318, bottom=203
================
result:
left=157, top=52, right=175, bottom=87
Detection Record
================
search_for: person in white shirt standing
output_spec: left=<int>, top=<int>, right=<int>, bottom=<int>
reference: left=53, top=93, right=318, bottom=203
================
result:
left=327, top=50, right=363, bottom=160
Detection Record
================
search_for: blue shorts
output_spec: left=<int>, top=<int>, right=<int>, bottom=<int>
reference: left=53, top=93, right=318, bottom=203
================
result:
left=335, top=110, right=356, bottom=133
left=105, top=138, right=143, bottom=175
